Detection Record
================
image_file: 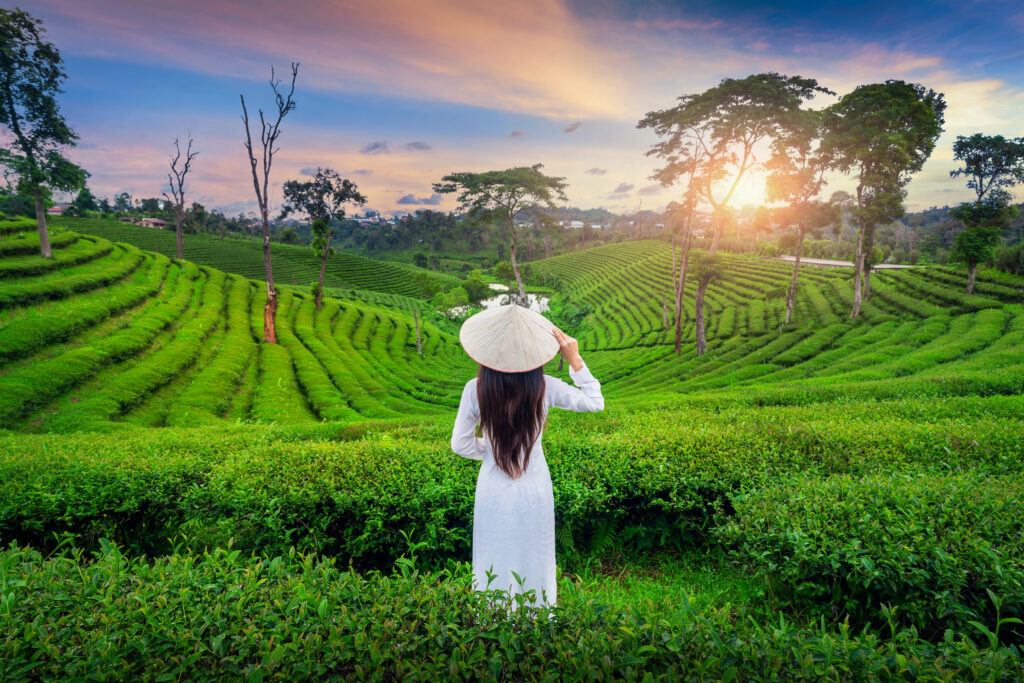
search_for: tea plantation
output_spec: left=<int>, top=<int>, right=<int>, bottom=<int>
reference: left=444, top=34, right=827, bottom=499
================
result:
left=2, top=214, right=1024, bottom=680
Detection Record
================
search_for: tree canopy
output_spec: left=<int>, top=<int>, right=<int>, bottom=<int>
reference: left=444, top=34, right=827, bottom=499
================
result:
left=639, top=72, right=832, bottom=252
left=432, top=164, right=567, bottom=223
left=279, top=167, right=366, bottom=224
left=433, top=164, right=567, bottom=301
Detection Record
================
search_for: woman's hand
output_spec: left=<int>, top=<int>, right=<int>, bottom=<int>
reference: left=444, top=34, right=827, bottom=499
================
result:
left=553, top=328, right=584, bottom=372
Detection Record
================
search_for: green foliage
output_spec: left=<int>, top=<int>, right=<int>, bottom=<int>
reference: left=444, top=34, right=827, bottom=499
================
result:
left=4, top=544, right=1022, bottom=681
left=721, top=473, right=1024, bottom=639
left=953, top=224, right=1003, bottom=268
left=432, top=285, right=469, bottom=315
left=2, top=224, right=1024, bottom=675
left=0, top=9, right=87, bottom=197
left=995, top=244, right=1024, bottom=276
left=461, top=268, right=490, bottom=303
left=821, top=80, right=947, bottom=229
left=493, top=260, right=516, bottom=284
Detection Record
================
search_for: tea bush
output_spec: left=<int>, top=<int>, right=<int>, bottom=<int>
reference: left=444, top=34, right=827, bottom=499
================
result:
left=2, top=543, right=1022, bottom=681
left=720, top=473, right=1024, bottom=640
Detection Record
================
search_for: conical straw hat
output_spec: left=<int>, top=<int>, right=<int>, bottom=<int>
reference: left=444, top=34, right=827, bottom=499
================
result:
left=459, top=304, right=559, bottom=373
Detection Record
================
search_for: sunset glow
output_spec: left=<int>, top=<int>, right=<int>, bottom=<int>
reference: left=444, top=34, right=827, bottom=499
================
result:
left=18, top=0, right=1024, bottom=216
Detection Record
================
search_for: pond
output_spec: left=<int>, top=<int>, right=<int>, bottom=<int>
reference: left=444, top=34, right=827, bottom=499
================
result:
left=450, top=284, right=550, bottom=317
left=479, top=283, right=550, bottom=313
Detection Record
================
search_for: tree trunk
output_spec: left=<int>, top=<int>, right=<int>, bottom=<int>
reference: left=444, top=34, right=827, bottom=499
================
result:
left=543, top=234, right=551, bottom=259
left=672, top=237, right=677, bottom=296
left=862, top=224, right=876, bottom=302
left=709, top=209, right=723, bottom=255
left=508, top=218, right=527, bottom=304
left=262, top=210, right=278, bottom=343
left=674, top=220, right=692, bottom=355
left=967, top=263, right=977, bottom=294
left=414, top=311, right=422, bottom=356
left=785, top=225, right=805, bottom=326
left=175, top=206, right=184, bottom=259
left=316, top=251, right=327, bottom=311
left=34, top=192, right=52, bottom=259
left=220, top=222, right=226, bottom=240
left=662, top=293, right=669, bottom=329
left=695, top=280, right=709, bottom=356
left=851, top=219, right=866, bottom=319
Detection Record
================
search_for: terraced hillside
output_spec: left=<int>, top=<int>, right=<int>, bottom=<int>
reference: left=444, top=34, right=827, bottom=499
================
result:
left=531, top=240, right=1024, bottom=401
left=0, top=217, right=474, bottom=432
left=3, top=216, right=1024, bottom=677
left=2, top=218, right=1022, bottom=430
left=57, top=216, right=459, bottom=302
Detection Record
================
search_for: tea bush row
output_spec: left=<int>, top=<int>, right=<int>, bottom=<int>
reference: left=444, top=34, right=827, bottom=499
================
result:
left=2, top=395, right=1021, bottom=562
left=1, top=543, right=1021, bottom=681
left=720, top=472, right=1024, bottom=640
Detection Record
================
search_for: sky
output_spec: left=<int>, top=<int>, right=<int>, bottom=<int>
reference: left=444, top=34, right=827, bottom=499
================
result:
left=14, top=0, right=1024, bottom=217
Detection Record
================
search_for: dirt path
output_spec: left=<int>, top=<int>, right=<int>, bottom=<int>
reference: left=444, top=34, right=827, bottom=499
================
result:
left=771, top=256, right=921, bottom=270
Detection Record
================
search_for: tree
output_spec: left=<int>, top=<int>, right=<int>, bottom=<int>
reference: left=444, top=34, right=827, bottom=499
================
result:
left=462, top=269, right=490, bottom=303
left=0, top=9, right=88, bottom=257
left=279, top=166, right=366, bottom=310
left=433, top=164, right=568, bottom=302
left=821, top=80, right=946, bottom=318
left=692, top=252, right=725, bottom=356
left=241, top=62, right=299, bottom=342
left=639, top=72, right=830, bottom=255
left=948, top=134, right=1024, bottom=293
left=280, top=225, right=300, bottom=244
left=413, top=252, right=428, bottom=268
left=765, top=108, right=834, bottom=325
left=71, top=184, right=97, bottom=213
left=161, top=134, right=197, bottom=259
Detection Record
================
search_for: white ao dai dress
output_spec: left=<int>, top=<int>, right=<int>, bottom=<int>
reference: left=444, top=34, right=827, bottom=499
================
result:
left=450, top=362, right=604, bottom=607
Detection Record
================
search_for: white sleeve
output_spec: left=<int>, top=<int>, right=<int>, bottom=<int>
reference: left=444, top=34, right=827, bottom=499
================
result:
left=546, top=361, right=605, bottom=413
left=451, top=379, right=486, bottom=460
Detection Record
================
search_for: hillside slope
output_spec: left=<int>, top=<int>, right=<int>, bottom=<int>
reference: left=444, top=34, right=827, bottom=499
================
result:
left=2, top=220, right=1023, bottom=431
left=55, top=216, right=460, bottom=302
left=0, top=218, right=473, bottom=431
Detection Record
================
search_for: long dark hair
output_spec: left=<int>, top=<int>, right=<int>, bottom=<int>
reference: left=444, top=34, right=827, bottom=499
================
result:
left=476, top=365, right=546, bottom=479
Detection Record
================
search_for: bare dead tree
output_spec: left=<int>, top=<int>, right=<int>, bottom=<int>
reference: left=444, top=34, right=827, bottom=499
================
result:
left=241, top=62, right=299, bottom=343
left=162, top=134, right=198, bottom=260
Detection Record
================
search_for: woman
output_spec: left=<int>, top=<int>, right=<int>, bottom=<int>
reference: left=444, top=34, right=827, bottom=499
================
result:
left=450, top=304, right=604, bottom=609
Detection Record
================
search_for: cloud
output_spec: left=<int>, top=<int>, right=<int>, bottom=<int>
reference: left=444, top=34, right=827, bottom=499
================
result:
left=40, top=0, right=628, bottom=119
left=612, top=182, right=634, bottom=194
left=352, top=169, right=373, bottom=175
left=360, top=141, right=390, bottom=155
left=396, top=192, right=443, bottom=205
left=300, top=166, right=316, bottom=176
left=508, top=129, right=526, bottom=138
left=584, top=167, right=607, bottom=175
left=563, top=121, right=583, bottom=134
left=638, top=184, right=662, bottom=196
left=629, top=18, right=723, bottom=31
left=404, top=141, right=431, bottom=151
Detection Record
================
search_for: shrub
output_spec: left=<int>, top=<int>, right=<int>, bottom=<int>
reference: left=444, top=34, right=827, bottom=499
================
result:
left=2, top=543, right=1022, bottom=681
left=720, top=473, right=1024, bottom=640
left=995, top=244, right=1024, bottom=276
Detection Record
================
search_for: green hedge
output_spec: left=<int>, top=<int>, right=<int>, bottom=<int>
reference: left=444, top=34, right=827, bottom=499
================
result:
left=720, top=473, right=1024, bottom=640
left=2, top=395, right=1021, bottom=564
left=0, top=242, right=144, bottom=308
left=0, top=253, right=170, bottom=363
left=2, top=544, right=1021, bottom=681
left=0, top=229, right=77, bottom=256
left=0, top=235, right=113, bottom=279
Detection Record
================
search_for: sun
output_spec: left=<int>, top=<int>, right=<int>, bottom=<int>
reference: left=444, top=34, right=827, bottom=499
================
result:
left=724, top=170, right=767, bottom=209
